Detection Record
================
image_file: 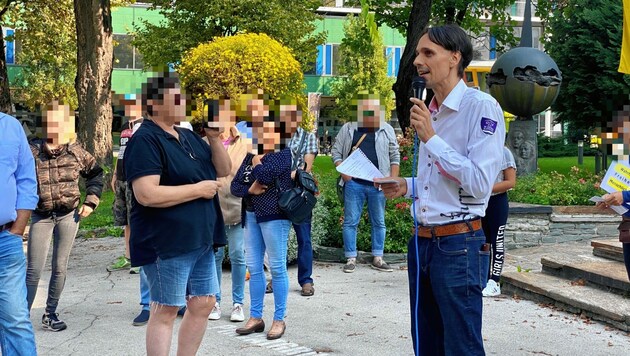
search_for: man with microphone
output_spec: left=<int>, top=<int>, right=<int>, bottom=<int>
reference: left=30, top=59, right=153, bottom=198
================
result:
left=375, top=24, right=505, bottom=356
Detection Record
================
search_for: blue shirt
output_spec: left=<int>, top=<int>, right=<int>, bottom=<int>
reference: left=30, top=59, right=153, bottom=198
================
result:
left=124, top=119, right=226, bottom=266
left=0, top=113, right=38, bottom=225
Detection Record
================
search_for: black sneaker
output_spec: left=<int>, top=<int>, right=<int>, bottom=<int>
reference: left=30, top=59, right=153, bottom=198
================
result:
left=42, top=313, right=67, bottom=331
left=132, top=309, right=150, bottom=326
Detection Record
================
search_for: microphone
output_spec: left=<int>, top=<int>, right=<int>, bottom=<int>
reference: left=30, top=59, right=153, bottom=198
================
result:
left=412, top=76, right=426, bottom=100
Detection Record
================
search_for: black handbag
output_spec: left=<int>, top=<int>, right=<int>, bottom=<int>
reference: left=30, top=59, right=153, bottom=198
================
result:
left=278, top=166, right=319, bottom=224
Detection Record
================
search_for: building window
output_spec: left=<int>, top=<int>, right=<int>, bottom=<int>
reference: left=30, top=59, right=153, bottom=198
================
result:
left=113, top=34, right=143, bottom=69
left=4, top=28, right=15, bottom=65
left=314, top=44, right=340, bottom=76
left=385, top=46, right=403, bottom=77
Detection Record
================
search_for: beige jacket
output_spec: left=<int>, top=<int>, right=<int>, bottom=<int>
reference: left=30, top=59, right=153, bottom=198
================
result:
left=210, top=127, right=250, bottom=225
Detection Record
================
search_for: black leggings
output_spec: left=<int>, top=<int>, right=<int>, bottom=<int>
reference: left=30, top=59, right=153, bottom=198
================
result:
left=481, top=193, right=508, bottom=283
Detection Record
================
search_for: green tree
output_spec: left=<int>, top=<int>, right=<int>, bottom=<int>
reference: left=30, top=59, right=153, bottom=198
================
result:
left=330, top=0, right=394, bottom=121
left=8, top=1, right=77, bottom=110
left=538, top=0, right=630, bottom=131
left=133, top=0, right=326, bottom=72
left=0, top=0, right=23, bottom=113
left=346, top=0, right=518, bottom=134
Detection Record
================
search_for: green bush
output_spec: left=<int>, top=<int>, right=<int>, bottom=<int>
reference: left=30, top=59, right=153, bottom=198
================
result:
left=537, top=135, right=598, bottom=158
left=508, top=166, right=604, bottom=205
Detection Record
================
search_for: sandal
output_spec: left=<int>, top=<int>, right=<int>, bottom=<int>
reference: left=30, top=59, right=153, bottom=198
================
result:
left=266, top=281, right=273, bottom=294
left=300, top=283, right=315, bottom=297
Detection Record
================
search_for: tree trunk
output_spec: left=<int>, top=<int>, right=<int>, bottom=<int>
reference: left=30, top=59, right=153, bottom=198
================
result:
left=393, top=0, right=432, bottom=136
left=0, top=24, right=12, bottom=113
left=74, top=0, right=113, bottom=169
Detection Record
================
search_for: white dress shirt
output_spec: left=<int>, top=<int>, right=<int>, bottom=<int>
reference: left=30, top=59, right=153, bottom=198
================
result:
left=405, top=80, right=506, bottom=225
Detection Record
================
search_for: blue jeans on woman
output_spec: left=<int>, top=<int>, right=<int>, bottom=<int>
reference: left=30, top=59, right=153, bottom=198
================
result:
left=0, top=230, right=38, bottom=356
left=214, top=224, right=246, bottom=306
left=26, top=210, right=80, bottom=314
left=407, top=228, right=489, bottom=356
left=342, top=179, right=386, bottom=258
left=244, top=212, right=291, bottom=321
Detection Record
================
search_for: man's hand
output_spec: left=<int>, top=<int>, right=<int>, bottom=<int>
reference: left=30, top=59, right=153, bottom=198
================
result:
left=409, top=97, right=435, bottom=143
left=195, top=180, right=223, bottom=199
left=252, top=155, right=264, bottom=167
left=248, top=180, right=268, bottom=195
left=374, top=177, right=407, bottom=199
left=603, top=191, right=624, bottom=206
left=79, top=205, right=94, bottom=218
left=341, top=173, right=352, bottom=182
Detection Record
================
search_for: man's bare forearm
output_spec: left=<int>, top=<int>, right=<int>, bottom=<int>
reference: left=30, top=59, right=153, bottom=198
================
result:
left=10, top=209, right=32, bottom=236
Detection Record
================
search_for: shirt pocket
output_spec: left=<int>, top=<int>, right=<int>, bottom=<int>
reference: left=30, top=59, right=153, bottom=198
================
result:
left=0, top=141, right=19, bottom=170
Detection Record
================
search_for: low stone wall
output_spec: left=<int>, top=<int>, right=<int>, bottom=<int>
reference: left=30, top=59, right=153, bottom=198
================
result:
left=505, top=204, right=622, bottom=249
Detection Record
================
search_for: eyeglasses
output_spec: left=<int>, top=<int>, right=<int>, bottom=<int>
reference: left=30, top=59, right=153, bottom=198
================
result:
left=362, top=110, right=376, bottom=117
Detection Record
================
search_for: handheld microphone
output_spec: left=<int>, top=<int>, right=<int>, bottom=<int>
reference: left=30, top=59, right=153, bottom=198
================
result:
left=412, top=76, right=426, bottom=100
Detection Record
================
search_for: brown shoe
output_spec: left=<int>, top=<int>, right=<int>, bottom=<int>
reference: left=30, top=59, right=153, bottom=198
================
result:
left=235, top=318, right=265, bottom=335
left=266, top=320, right=286, bottom=340
left=300, top=283, right=315, bottom=297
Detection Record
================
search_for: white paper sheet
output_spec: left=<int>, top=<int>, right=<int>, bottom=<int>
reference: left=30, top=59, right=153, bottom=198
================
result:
left=336, top=148, right=384, bottom=182
left=589, top=196, right=628, bottom=215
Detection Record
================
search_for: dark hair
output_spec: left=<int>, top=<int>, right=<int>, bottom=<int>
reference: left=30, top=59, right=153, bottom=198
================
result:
left=423, top=24, right=473, bottom=78
left=140, top=72, right=180, bottom=116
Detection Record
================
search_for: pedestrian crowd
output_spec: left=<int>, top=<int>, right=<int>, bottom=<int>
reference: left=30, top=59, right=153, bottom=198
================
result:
left=2, top=23, right=629, bottom=356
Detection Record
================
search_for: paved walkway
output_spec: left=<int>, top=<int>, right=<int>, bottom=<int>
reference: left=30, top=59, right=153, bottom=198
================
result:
left=25, top=237, right=630, bottom=355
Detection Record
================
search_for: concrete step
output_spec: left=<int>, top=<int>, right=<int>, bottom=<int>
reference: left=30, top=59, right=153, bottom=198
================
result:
left=501, top=271, right=630, bottom=331
left=540, top=253, right=630, bottom=295
left=591, top=239, right=624, bottom=262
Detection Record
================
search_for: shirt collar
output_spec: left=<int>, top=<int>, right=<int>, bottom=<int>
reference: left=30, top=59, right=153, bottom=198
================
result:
left=428, top=79, right=467, bottom=114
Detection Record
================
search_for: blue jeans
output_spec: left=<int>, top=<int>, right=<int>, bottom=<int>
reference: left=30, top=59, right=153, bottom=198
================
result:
left=293, top=214, right=313, bottom=286
left=0, top=230, right=38, bottom=356
left=342, top=179, right=386, bottom=258
left=140, top=267, right=150, bottom=311
left=142, top=245, right=218, bottom=307
left=214, top=224, right=246, bottom=305
left=408, top=228, right=489, bottom=356
left=26, top=210, right=80, bottom=314
left=244, top=212, right=290, bottom=321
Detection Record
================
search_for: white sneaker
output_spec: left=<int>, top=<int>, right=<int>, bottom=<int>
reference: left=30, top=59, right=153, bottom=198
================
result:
left=230, top=303, right=245, bottom=322
left=208, top=303, right=221, bottom=320
left=482, top=280, right=501, bottom=297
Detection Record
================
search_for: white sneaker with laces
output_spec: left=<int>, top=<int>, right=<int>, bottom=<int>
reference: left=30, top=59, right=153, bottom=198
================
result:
left=230, top=303, right=245, bottom=322
left=482, top=279, right=501, bottom=297
left=208, top=302, right=221, bottom=320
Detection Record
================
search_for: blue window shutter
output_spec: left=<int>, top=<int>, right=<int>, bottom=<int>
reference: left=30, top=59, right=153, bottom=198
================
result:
left=325, top=44, right=333, bottom=75
left=394, top=47, right=402, bottom=77
left=489, top=36, right=496, bottom=60
left=386, top=47, right=393, bottom=77
left=6, top=29, right=14, bottom=65
left=316, top=45, right=324, bottom=76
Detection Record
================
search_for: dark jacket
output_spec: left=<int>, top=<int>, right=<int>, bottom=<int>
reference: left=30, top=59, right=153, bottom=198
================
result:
left=29, top=139, right=103, bottom=215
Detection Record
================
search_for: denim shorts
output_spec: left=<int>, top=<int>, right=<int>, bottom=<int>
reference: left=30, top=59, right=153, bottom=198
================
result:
left=142, top=245, right=218, bottom=307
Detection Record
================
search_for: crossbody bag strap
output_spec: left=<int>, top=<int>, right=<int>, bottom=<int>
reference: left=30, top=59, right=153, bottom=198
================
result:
left=351, top=133, right=367, bottom=153
left=292, top=131, right=308, bottom=170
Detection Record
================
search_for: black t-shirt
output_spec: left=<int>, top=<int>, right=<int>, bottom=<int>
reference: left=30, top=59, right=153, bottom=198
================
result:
left=352, top=129, right=378, bottom=186
left=124, top=119, right=226, bottom=266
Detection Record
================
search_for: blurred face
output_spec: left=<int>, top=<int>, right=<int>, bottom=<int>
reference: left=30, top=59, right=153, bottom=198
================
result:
left=357, top=99, right=382, bottom=130
left=413, top=34, right=461, bottom=90
left=43, top=102, right=75, bottom=146
left=280, top=104, right=301, bottom=134
left=148, top=87, right=187, bottom=122
left=247, top=98, right=268, bottom=122
left=252, top=119, right=281, bottom=154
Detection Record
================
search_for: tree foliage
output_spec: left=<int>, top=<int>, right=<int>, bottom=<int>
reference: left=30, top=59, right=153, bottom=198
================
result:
left=133, top=0, right=326, bottom=72
left=8, top=1, right=77, bottom=110
left=178, top=33, right=313, bottom=127
left=331, top=1, right=394, bottom=121
left=539, top=0, right=630, bottom=130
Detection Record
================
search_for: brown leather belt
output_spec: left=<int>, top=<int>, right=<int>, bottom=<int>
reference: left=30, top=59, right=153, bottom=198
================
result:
left=0, top=221, right=14, bottom=232
left=414, top=219, right=482, bottom=238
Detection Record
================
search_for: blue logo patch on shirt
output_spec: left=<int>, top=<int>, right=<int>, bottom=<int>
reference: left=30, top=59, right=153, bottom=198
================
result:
left=480, top=117, right=497, bottom=135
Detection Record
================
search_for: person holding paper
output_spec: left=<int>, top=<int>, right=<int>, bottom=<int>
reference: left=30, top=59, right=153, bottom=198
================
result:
left=375, top=24, right=505, bottom=355
left=331, top=94, right=400, bottom=273
left=596, top=191, right=630, bottom=281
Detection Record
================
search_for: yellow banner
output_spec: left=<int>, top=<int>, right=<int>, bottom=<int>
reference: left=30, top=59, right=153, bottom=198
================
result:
left=607, top=176, right=629, bottom=191
left=620, top=0, right=630, bottom=73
